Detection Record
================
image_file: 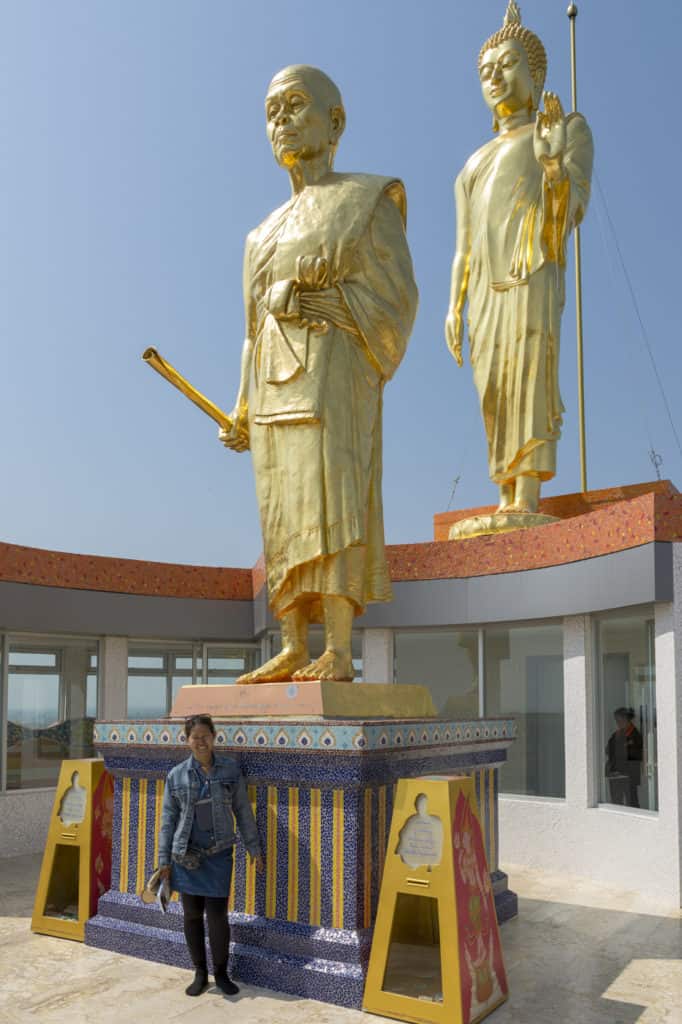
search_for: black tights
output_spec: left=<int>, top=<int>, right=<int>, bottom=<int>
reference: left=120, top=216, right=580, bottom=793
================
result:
left=181, top=893, right=230, bottom=974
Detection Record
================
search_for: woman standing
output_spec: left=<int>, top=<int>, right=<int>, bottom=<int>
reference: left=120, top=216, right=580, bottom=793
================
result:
left=158, top=714, right=263, bottom=997
left=605, top=707, right=643, bottom=808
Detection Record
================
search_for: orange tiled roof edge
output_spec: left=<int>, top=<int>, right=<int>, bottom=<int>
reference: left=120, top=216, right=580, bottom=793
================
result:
left=0, top=541, right=254, bottom=601
left=1, top=482, right=680, bottom=599
left=433, top=479, right=678, bottom=541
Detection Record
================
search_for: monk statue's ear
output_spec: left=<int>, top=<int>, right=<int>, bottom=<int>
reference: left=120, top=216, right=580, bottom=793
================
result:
left=330, top=105, right=346, bottom=143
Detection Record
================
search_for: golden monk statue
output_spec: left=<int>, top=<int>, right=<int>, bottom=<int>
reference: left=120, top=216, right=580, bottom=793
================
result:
left=220, top=65, right=417, bottom=683
left=445, top=2, right=593, bottom=534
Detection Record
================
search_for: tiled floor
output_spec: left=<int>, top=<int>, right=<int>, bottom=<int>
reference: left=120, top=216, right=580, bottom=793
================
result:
left=1, top=856, right=681, bottom=1023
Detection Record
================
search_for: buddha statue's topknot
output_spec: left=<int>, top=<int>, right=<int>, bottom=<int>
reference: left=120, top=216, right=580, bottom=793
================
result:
left=478, top=1, right=547, bottom=106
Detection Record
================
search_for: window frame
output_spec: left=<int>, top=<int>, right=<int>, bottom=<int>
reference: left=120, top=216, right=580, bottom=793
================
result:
left=2, top=632, right=101, bottom=794
left=126, top=640, right=262, bottom=717
left=592, top=604, right=658, bottom=815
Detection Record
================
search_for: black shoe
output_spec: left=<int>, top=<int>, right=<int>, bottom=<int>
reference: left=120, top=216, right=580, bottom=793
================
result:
left=214, top=970, right=239, bottom=996
left=185, top=969, right=209, bottom=996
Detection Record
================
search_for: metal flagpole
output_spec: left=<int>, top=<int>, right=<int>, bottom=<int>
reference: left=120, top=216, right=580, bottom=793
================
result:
left=567, top=2, right=588, bottom=492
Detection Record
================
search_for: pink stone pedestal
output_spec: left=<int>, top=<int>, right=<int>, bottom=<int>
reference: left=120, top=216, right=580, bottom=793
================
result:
left=171, top=680, right=437, bottom=720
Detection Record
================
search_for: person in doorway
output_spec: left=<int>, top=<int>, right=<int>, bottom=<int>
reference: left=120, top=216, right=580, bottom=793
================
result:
left=605, top=707, right=643, bottom=808
left=158, top=714, right=263, bottom=997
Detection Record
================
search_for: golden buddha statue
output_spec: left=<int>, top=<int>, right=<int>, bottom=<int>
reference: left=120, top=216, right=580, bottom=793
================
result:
left=445, top=2, right=593, bottom=538
left=220, top=65, right=418, bottom=683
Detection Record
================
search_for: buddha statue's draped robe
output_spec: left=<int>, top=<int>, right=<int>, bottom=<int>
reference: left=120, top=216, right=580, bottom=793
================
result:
left=243, top=172, right=417, bottom=620
left=459, top=113, right=593, bottom=483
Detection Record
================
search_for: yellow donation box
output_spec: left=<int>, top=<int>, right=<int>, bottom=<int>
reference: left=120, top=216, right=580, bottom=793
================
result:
left=363, top=776, right=508, bottom=1024
left=32, top=758, right=114, bottom=941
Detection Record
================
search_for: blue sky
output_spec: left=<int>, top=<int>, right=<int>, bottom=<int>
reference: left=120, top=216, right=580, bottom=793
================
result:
left=2, top=1, right=681, bottom=567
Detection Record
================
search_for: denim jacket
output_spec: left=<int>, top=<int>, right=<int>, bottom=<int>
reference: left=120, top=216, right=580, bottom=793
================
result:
left=158, top=754, right=261, bottom=867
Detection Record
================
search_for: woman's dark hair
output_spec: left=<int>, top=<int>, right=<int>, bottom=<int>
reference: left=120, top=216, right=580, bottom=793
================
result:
left=614, top=707, right=636, bottom=720
left=184, top=714, right=216, bottom=737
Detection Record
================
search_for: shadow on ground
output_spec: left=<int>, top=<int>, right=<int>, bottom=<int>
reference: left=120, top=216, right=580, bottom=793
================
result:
left=1, top=854, right=680, bottom=1023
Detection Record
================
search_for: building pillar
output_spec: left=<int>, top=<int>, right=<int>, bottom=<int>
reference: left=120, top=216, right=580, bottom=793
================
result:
left=99, top=637, right=128, bottom=720
left=563, top=614, right=596, bottom=808
left=362, top=629, right=394, bottom=684
left=655, top=542, right=682, bottom=906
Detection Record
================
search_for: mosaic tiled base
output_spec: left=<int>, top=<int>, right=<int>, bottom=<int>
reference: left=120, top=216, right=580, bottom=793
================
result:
left=86, top=717, right=517, bottom=1008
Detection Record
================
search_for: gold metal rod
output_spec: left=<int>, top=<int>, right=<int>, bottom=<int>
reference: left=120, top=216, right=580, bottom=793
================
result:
left=142, top=347, right=233, bottom=432
left=568, top=2, right=587, bottom=493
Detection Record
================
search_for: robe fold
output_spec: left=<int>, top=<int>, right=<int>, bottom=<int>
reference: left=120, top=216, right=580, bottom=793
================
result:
left=243, top=172, right=417, bottom=619
left=460, top=113, right=593, bottom=483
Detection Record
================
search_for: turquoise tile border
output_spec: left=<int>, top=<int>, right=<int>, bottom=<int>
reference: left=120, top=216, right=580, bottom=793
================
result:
left=93, top=717, right=516, bottom=753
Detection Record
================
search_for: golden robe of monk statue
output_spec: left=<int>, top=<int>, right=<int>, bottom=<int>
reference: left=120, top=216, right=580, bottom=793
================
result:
left=220, top=65, right=417, bottom=683
left=445, top=2, right=593, bottom=519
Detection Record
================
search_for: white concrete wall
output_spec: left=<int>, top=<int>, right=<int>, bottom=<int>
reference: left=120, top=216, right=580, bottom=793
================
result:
left=0, top=788, right=55, bottom=857
left=499, top=606, right=682, bottom=910
left=99, top=636, right=128, bottom=719
left=362, top=629, right=394, bottom=683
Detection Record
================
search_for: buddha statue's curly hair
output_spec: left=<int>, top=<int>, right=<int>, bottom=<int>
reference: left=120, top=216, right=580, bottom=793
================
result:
left=478, top=1, right=547, bottom=107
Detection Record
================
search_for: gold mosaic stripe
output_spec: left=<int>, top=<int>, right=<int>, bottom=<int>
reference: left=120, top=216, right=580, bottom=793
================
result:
left=287, top=788, right=299, bottom=923
left=363, top=788, right=372, bottom=928
left=153, top=779, right=163, bottom=868
left=135, top=780, right=148, bottom=894
left=245, top=784, right=257, bottom=915
left=488, top=768, right=496, bottom=868
left=119, top=778, right=131, bottom=892
left=332, top=790, right=344, bottom=929
left=265, top=785, right=278, bottom=919
left=377, top=785, right=387, bottom=884
left=229, top=858, right=236, bottom=912
left=309, top=788, right=321, bottom=926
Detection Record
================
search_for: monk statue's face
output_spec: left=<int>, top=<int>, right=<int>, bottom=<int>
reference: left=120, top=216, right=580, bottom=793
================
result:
left=265, top=71, right=344, bottom=170
left=479, top=37, right=534, bottom=119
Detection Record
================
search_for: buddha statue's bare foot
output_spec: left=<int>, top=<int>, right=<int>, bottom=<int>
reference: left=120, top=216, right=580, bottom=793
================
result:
left=237, top=649, right=309, bottom=685
left=292, top=651, right=355, bottom=682
left=497, top=483, right=515, bottom=512
left=507, top=476, right=540, bottom=514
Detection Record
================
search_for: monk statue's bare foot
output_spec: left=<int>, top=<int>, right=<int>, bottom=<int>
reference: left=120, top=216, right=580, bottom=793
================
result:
left=237, top=648, right=309, bottom=685
left=292, top=650, right=355, bottom=682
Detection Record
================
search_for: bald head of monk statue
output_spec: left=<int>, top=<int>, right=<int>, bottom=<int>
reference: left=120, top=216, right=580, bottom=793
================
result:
left=265, top=65, right=346, bottom=181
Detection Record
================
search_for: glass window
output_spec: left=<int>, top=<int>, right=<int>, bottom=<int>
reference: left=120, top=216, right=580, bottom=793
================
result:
left=485, top=624, right=565, bottom=798
left=204, top=646, right=260, bottom=685
left=7, top=640, right=98, bottom=790
left=127, top=674, right=168, bottom=719
left=127, top=645, right=254, bottom=714
left=128, top=655, right=164, bottom=669
left=394, top=630, right=478, bottom=718
left=86, top=673, right=98, bottom=718
left=9, top=651, right=57, bottom=667
left=596, top=611, right=657, bottom=811
left=127, top=646, right=194, bottom=718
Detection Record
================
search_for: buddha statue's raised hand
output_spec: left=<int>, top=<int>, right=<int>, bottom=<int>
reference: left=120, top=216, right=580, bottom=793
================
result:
left=534, top=91, right=567, bottom=181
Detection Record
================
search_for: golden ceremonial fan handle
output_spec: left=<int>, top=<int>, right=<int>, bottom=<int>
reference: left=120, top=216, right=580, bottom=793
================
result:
left=142, top=347, right=233, bottom=433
